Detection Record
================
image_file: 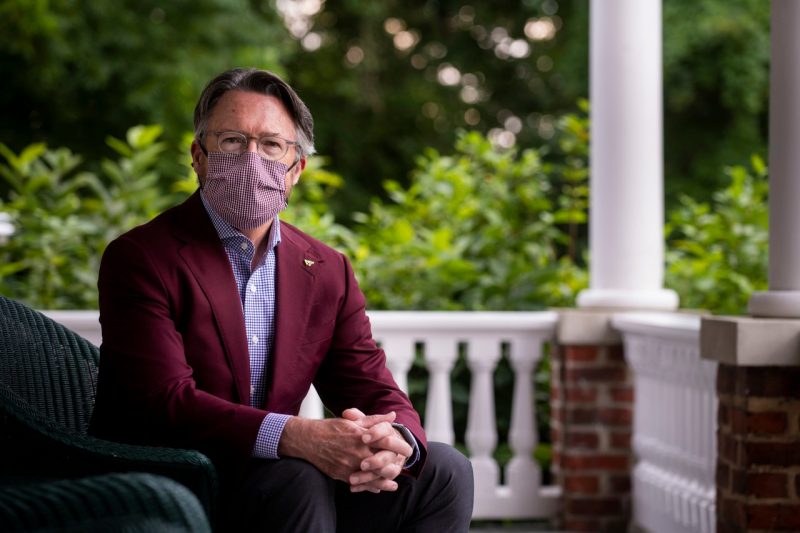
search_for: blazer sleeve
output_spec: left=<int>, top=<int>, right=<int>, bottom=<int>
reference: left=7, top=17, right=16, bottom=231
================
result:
left=312, top=252, right=428, bottom=476
left=91, top=234, right=266, bottom=463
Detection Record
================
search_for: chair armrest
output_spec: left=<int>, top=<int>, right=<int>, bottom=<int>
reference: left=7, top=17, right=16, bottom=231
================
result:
left=0, top=409, right=219, bottom=523
left=0, top=472, right=212, bottom=533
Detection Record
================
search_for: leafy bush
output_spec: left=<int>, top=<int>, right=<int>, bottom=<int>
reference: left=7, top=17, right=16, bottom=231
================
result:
left=665, top=155, right=768, bottom=314
left=0, top=125, right=187, bottom=309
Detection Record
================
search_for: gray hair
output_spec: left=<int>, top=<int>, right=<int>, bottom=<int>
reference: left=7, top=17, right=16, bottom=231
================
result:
left=193, top=68, right=315, bottom=157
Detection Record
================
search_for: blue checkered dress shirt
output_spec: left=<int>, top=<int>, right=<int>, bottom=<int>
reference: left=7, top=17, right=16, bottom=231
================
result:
left=201, top=192, right=289, bottom=458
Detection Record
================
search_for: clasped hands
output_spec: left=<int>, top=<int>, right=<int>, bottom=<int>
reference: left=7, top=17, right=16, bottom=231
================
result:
left=279, top=407, right=413, bottom=493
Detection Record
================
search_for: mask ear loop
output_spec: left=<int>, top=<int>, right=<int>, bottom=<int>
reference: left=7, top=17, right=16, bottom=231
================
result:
left=284, top=152, right=303, bottom=205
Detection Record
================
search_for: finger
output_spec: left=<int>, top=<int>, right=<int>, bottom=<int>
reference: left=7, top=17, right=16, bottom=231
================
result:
left=361, top=421, right=395, bottom=444
left=350, top=478, right=399, bottom=493
left=359, top=449, right=396, bottom=471
left=366, top=432, right=413, bottom=457
left=341, top=407, right=366, bottom=421
left=355, top=411, right=397, bottom=429
left=349, top=470, right=380, bottom=486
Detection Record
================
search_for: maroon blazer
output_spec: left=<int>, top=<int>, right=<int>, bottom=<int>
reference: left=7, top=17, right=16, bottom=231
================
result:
left=90, top=192, right=427, bottom=480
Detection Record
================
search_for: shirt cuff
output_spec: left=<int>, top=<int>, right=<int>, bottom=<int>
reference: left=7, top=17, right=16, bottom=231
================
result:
left=252, top=413, right=291, bottom=459
left=392, top=423, right=421, bottom=468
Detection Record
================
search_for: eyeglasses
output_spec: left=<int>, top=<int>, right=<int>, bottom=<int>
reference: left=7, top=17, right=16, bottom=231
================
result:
left=208, top=131, right=299, bottom=161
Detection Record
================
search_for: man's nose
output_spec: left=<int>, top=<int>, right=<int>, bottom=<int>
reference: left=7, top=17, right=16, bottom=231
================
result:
left=245, top=138, right=260, bottom=153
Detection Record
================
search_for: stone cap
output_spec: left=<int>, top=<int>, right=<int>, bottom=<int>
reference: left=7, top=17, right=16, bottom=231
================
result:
left=701, top=315, right=800, bottom=366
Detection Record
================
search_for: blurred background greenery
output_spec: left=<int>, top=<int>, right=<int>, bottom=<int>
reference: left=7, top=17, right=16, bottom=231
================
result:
left=1, top=0, right=768, bottom=213
left=0, top=0, right=771, bottom=477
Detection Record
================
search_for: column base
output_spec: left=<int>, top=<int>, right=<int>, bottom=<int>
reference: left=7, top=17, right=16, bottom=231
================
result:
left=748, top=290, right=800, bottom=318
left=576, top=289, right=679, bottom=311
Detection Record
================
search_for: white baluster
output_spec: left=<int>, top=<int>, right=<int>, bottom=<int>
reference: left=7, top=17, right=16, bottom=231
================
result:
left=380, top=335, right=414, bottom=394
left=424, top=336, right=457, bottom=445
left=465, top=336, right=501, bottom=494
left=506, top=335, right=542, bottom=495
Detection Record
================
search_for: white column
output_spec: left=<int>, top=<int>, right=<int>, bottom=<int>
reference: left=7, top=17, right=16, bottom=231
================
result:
left=577, top=0, right=678, bottom=311
left=748, top=0, right=800, bottom=318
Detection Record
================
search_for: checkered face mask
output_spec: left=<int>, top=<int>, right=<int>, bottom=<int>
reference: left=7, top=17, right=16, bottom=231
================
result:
left=203, top=151, right=288, bottom=230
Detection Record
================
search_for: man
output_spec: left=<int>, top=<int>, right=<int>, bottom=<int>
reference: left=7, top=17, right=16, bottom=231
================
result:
left=89, top=68, right=474, bottom=532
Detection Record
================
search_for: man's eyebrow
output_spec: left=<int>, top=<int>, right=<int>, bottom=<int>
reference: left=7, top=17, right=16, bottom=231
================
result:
left=216, top=128, right=286, bottom=138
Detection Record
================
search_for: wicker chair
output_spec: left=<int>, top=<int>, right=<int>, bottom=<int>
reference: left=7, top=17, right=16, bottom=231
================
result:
left=0, top=472, right=211, bottom=532
left=0, top=295, right=219, bottom=527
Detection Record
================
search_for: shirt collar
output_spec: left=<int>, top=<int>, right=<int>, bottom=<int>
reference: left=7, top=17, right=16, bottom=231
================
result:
left=199, top=190, right=282, bottom=251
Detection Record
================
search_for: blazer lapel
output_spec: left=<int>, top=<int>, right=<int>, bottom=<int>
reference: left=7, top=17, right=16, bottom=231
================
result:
left=172, top=193, right=251, bottom=405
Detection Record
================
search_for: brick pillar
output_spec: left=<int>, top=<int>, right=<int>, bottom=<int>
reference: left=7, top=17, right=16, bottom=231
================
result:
left=716, top=364, right=800, bottom=533
left=551, top=338, right=633, bottom=532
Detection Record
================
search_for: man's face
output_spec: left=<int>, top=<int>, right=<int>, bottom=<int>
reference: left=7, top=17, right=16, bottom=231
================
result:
left=191, top=90, right=305, bottom=197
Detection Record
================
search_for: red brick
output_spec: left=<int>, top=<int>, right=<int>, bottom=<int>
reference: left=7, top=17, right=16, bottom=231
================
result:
left=561, top=454, right=629, bottom=471
left=744, top=441, right=800, bottom=467
left=746, top=472, right=789, bottom=498
left=566, top=366, right=627, bottom=383
left=609, top=386, right=634, bottom=403
left=746, top=411, right=788, bottom=435
left=563, top=518, right=601, bottom=532
left=746, top=503, right=800, bottom=530
left=564, top=346, right=600, bottom=362
left=717, top=364, right=739, bottom=395
left=610, top=431, right=631, bottom=450
left=742, top=367, right=800, bottom=398
left=719, top=497, right=745, bottom=527
left=605, top=345, right=625, bottom=362
left=717, top=462, right=730, bottom=491
left=730, top=407, right=747, bottom=434
left=598, top=407, right=632, bottom=426
left=719, top=433, right=740, bottom=465
left=567, top=408, right=598, bottom=424
left=565, top=497, right=622, bottom=516
left=550, top=427, right=560, bottom=444
left=610, top=475, right=631, bottom=492
left=564, top=475, right=599, bottom=494
left=565, top=387, right=598, bottom=403
left=550, top=383, right=560, bottom=401
left=719, top=403, right=730, bottom=428
left=603, top=519, right=632, bottom=532
left=565, top=430, right=600, bottom=449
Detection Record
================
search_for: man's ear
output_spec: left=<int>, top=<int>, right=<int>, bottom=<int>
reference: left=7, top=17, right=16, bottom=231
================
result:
left=190, top=140, right=207, bottom=184
left=291, top=157, right=307, bottom=186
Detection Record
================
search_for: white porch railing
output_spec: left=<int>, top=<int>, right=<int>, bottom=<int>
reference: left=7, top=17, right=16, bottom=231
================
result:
left=612, top=312, right=717, bottom=533
left=44, top=309, right=561, bottom=522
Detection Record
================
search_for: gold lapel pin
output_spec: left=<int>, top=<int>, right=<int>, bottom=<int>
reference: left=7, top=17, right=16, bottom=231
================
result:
left=304, top=259, right=315, bottom=267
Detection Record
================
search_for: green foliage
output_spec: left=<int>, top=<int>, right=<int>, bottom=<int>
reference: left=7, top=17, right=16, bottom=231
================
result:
left=343, top=110, right=591, bottom=312
left=2, top=0, right=772, bottom=219
left=665, top=155, right=768, bottom=315
left=0, top=126, right=187, bottom=309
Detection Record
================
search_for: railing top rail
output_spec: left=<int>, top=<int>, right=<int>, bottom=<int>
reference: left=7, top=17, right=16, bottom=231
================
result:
left=41, top=310, right=100, bottom=324
left=367, top=310, right=558, bottom=335
left=611, top=311, right=703, bottom=342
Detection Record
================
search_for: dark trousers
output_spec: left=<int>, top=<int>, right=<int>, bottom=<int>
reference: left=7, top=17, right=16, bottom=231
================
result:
left=224, top=442, right=474, bottom=533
